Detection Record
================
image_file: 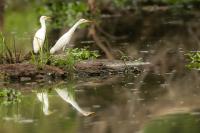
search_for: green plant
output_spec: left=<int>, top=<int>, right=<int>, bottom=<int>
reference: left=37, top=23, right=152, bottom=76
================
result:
left=0, top=33, right=23, bottom=64
left=0, top=33, right=5, bottom=63
left=30, top=38, right=52, bottom=69
left=0, top=88, right=21, bottom=105
left=30, top=48, right=52, bottom=69
left=51, top=48, right=99, bottom=70
left=186, top=51, right=200, bottom=69
left=68, top=48, right=99, bottom=60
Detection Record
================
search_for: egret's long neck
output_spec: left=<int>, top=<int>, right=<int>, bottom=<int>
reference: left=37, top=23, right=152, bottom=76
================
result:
left=40, top=19, right=46, bottom=29
left=67, top=21, right=82, bottom=35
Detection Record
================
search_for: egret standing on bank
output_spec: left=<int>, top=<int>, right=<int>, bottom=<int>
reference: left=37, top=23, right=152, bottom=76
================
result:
left=33, top=16, right=50, bottom=53
left=50, top=19, right=92, bottom=54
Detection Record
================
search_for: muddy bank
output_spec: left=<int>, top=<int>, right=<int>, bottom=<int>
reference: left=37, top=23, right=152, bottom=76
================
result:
left=0, top=60, right=150, bottom=82
left=0, top=63, right=66, bottom=82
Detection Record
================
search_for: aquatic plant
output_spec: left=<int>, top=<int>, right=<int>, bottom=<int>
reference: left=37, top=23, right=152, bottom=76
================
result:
left=0, top=88, right=21, bottom=105
left=0, top=33, right=5, bottom=63
left=186, top=51, right=200, bottom=70
left=51, top=48, right=99, bottom=70
left=0, top=33, right=22, bottom=64
left=30, top=48, right=52, bottom=69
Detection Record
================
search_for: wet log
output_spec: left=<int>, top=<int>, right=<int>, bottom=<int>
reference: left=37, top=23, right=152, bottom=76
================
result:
left=75, top=59, right=150, bottom=77
left=0, top=60, right=150, bottom=82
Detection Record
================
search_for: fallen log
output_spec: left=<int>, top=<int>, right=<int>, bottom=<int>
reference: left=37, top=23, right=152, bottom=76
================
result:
left=0, top=59, right=150, bottom=82
left=75, top=59, right=150, bottom=77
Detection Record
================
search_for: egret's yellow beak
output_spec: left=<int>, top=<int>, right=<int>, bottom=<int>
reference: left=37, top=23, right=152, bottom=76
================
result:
left=45, top=16, right=51, bottom=20
left=86, top=20, right=93, bottom=23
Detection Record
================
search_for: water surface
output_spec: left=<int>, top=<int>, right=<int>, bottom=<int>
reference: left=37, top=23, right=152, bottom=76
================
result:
left=0, top=70, right=199, bottom=133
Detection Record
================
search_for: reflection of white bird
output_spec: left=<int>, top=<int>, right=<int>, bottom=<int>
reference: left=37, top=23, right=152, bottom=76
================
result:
left=37, top=92, right=52, bottom=115
left=33, top=16, right=50, bottom=53
left=55, top=88, right=94, bottom=116
left=50, top=19, right=92, bottom=54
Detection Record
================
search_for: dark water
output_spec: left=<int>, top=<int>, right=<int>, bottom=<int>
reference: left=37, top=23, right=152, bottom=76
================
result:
left=0, top=69, right=199, bottom=133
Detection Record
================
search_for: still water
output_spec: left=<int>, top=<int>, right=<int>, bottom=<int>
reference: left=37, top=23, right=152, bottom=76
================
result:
left=0, top=70, right=199, bottom=133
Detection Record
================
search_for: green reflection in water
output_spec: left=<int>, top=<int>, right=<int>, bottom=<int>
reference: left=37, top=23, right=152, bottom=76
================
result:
left=143, top=113, right=200, bottom=133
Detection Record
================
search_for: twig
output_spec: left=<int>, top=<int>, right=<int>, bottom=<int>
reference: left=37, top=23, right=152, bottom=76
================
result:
left=89, top=24, right=114, bottom=59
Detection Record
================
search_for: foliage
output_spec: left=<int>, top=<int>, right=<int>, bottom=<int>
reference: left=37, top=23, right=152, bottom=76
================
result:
left=30, top=48, right=52, bottom=69
left=38, top=1, right=89, bottom=29
left=51, top=48, right=99, bottom=70
left=0, top=33, right=23, bottom=64
left=67, top=48, right=99, bottom=60
left=186, top=51, right=200, bottom=70
left=0, top=88, right=21, bottom=105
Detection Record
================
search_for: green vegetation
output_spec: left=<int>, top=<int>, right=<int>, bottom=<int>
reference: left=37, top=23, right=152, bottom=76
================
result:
left=30, top=49, right=51, bottom=69
left=29, top=46, right=99, bottom=70
left=0, top=33, right=5, bottom=63
left=51, top=48, right=99, bottom=70
left=0, top=33, right=22, bottom=64
left=0, top=88, right=21, bottom=105
left=186, top=51, right=200, bottom=70
left=38, top=1, right=89, bottom=29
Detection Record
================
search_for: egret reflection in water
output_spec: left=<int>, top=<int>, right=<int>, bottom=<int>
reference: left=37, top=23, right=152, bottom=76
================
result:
left=36, top=92, right=52, bottom=115
left=36, top=87, right=94, bottom=116
left=55, top=88, right=94, bottom=116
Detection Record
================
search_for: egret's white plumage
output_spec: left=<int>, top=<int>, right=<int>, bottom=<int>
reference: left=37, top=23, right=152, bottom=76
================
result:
left=33, top=16, right=50, bottom=53
left=50, top=19, right=91, bottom=54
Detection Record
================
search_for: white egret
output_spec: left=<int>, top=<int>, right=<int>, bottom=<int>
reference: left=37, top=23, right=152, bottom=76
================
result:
left=33, top=16, right=50, bottom=53
left=50, top=19, right=92, bottom=54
